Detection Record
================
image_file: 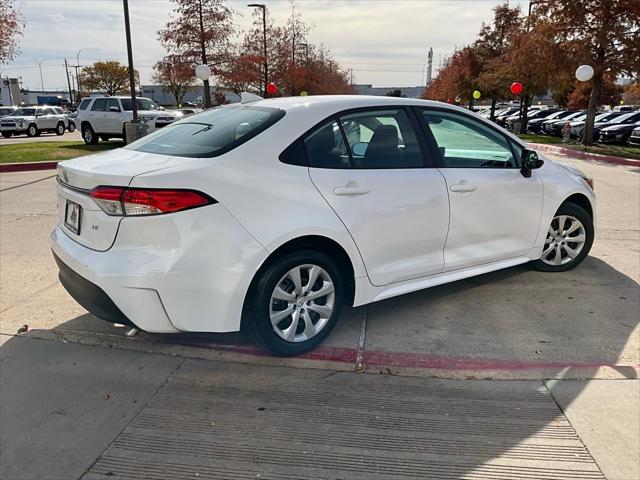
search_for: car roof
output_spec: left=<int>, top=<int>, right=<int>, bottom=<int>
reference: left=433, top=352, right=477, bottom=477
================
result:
left=250, top=95, right=456, bottom=112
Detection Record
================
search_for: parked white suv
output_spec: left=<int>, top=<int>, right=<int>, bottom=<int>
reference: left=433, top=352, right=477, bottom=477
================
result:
left=75, top=96, right=179, bottom=144
left=0, top=106, right=70, bottom=138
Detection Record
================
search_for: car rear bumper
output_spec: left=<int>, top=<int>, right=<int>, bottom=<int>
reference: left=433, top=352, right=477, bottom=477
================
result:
left=53, top=251, right=133, bottom=326
left=50, top=203, right=269, bottom=334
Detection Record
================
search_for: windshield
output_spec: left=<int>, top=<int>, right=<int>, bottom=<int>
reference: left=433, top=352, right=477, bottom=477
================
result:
left=611, top=112, right=639, bottom=124
left=121, top=98, right=160, bottom=111
left=125, top=105, right=285, bottom=158
left=13, top=108, right=36, bottom=116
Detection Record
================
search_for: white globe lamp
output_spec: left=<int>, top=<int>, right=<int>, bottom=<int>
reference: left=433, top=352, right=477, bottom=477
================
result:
left=195, top=64, right=211, bottom=81
left=575, top=65, right=594, bottom=82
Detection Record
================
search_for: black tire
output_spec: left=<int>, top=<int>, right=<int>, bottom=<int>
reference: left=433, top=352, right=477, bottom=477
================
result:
left=68, top=122, right=76, bottom=133
left=1, top=132, right=11, bottom=138
left=82, top=124, right=98, bottom=145
left=246, top=249, right=345, bottom=356
left=26, top=124, right=39, bottom=137
left=55, top=122, right=65, bottom=136
left=531, top=202, right=594, bottom=272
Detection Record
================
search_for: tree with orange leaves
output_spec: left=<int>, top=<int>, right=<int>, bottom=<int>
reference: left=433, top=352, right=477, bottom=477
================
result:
left=158, top=0, right=235, bottom=108
left=0, top=0, right=24, bottom=64
left=152, top=56, right=196, bottom=106
left=536, top=0, right=640, bottom=144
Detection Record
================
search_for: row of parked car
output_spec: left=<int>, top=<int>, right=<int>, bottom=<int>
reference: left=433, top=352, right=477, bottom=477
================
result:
left=0, top=98, right=203, bottom=142
left=478, top=105, right=640, bottom=146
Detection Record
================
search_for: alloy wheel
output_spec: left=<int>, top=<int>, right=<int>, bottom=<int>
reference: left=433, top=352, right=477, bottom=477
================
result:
left=541, top=215, right=586, bottom=266
left=269, top=264, right=335, bottom=343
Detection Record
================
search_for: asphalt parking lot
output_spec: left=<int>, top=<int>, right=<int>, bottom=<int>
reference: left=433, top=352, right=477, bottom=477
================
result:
left=1, top=152, right=638, bottom=479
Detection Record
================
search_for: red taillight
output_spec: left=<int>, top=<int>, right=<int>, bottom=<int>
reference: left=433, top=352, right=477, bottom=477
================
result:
left=90, top=186, right=215, bottom=216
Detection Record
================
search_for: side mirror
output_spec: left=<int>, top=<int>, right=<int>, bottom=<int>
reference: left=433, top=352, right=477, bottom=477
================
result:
left=520, top=148, right=543, bottom=178
left=109, top=106, right=121, bottom=112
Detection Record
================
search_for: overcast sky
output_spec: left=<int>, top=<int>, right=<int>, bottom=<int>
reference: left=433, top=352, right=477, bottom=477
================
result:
left=1, top=0, right=531, bottom=91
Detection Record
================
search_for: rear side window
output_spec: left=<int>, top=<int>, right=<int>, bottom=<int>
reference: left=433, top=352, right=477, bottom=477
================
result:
left=78, top=99, right=91, bottom=110
left=295, top=108, right=425, bottom=169
left=91, top=99, right=106, bottom=112
left=125, top=106, right=285, bottom=158
left=106, top=98, right=120, bottom=111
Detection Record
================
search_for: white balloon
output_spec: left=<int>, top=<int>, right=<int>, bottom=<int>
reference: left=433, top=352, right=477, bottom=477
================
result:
left=195, top=64, right=212, bottom=81
left=575, top=65, right=594, bottom=82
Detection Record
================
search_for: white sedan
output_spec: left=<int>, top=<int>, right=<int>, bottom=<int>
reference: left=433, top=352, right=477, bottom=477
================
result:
left=51, top=96, right=595, bottom=355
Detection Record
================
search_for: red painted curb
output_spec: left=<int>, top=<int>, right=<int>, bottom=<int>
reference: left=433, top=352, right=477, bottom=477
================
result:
left=169, top=338, right=638, bottom=372
left=530, top=143, right=640, bottom=167
left=0, top=161, right=59, bottom=173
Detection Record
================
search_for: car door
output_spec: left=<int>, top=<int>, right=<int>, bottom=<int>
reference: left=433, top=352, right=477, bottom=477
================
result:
left=416, top=108, right=543, bottom=272
left=104, top=98, right=122, bottom=134
left=307, top=107, right=450, bottom=286
left=89, top=98, right=107, bottom=132
left=38, top=108, right=55, bottom=129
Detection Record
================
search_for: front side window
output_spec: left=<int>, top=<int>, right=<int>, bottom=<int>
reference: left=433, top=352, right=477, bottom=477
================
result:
left=125, top=105, right=284, bottom=158
left=91, top=99, right=106, bottom=112
left=339, top=109, right=423, bottom=169
left=14, top=108, right=36, bottom=116
left=421, top=110, right=517, bottom=168
left=78, top=99, right=91, bottom=110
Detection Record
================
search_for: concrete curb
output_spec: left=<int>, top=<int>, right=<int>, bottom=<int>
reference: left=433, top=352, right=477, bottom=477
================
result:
left=20, top=329, right=640, bottom=381
left=0, top=160, right=58, bottom=173
left=530, top=143, right=640, bottom=167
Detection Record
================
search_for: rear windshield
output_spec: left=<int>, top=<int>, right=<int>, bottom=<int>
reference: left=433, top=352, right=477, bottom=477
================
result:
left=125, top=105, right=285, bottom=158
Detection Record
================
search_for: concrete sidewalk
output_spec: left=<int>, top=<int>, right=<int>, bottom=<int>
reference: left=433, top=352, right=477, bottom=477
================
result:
left=2, top=335, right=637, bottom=480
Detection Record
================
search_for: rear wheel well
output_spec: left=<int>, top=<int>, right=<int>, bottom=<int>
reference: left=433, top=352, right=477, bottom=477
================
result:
left=241, top=235, right=356, bottom=332
left=562, top=193, right=592, bottom=218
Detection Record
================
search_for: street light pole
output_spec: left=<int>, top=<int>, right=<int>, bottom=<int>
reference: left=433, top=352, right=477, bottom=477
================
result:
left=122, top=0, right=138, bottom=121
left=248, top=4, right=267, bottom=97
left=64, top=59, right=73, bottom=106
left=74, top=49, right=85, bottom=99
left=34, top=59, right=45, bottom=91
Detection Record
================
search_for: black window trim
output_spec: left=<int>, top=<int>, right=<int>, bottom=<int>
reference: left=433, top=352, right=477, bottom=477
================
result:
left=279, top=105, right=436, bottom=170
left=413, top=106, right=525, bottom=169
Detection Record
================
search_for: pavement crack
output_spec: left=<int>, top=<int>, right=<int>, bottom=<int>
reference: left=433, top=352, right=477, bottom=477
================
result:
left=0, top=174, right=57, bottom=192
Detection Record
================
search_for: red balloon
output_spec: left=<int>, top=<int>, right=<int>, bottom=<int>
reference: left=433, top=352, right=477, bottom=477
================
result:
left=447, top=98, right=453, bottom=104
left=266, top=82, right=278, bottom=95
left=510, top=82, right=523, bottom=95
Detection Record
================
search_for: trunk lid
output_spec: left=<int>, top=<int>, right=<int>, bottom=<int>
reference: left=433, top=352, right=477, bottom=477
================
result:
left=56, top=147, right=196, bottom=251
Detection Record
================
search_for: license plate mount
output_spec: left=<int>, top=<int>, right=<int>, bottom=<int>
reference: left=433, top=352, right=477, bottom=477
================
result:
left=64, top=200, right=82, bottom=235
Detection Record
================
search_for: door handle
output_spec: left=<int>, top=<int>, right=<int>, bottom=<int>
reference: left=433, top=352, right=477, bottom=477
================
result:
left=333, top=182, right=370, bottom=196
left=450, top=183, right=477, bottom=192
